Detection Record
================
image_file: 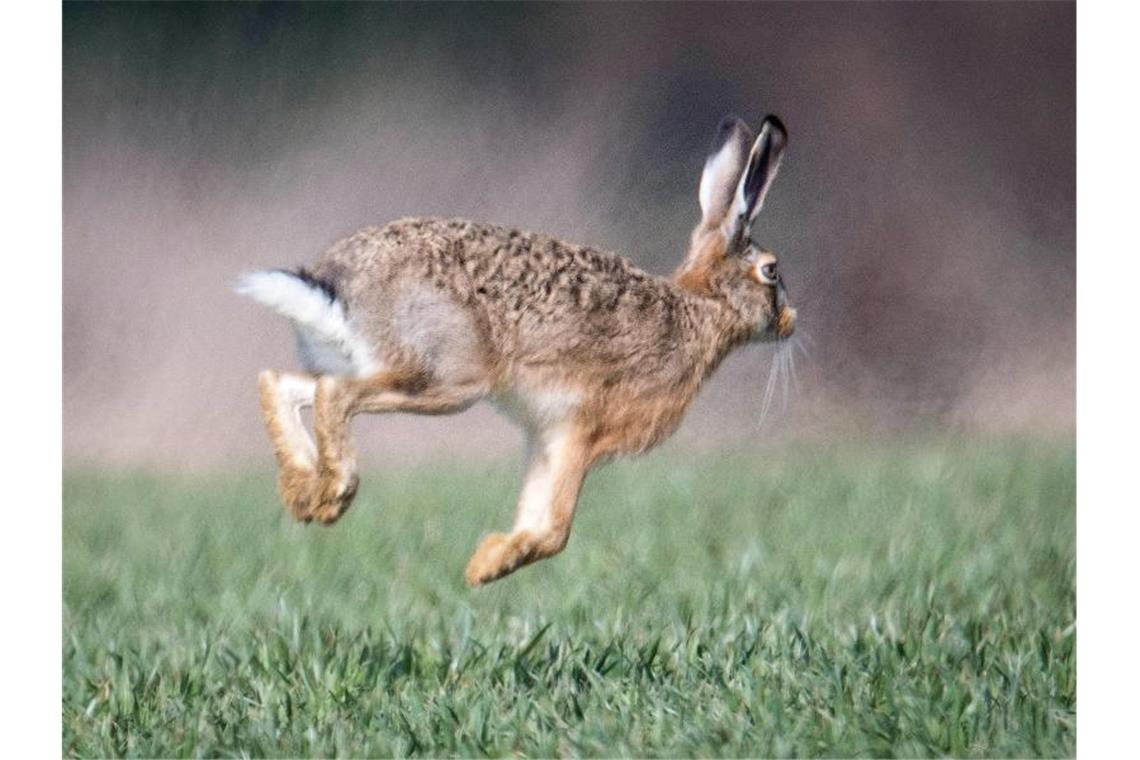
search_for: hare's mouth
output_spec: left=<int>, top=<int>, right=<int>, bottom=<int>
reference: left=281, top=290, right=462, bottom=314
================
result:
left=776, top=306, right=796, bottom=339
left=751, top=306, right=795, bottom=343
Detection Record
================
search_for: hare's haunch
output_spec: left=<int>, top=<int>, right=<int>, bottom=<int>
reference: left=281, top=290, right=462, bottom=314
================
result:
left=237, top=115, right=795, bottom=585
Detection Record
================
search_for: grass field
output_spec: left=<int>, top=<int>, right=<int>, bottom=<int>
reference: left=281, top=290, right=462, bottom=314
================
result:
left=63, top=439, right=1075, bottom=757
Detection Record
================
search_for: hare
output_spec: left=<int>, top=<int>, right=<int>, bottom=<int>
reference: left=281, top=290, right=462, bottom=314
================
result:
left=236, top=114, right=794, bottom=586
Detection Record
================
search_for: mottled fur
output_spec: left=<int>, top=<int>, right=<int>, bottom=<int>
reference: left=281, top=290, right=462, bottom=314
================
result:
left=243, top=114, right=795, bottom=585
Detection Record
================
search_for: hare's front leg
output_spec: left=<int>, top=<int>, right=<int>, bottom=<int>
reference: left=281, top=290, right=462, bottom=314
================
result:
left=466, top=426, right=592, bottom=586
left=258, top=370, right=319, bottom=522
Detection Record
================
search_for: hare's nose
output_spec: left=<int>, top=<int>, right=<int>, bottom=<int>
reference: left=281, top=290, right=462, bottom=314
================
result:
left=777, top=306, right=796, bottom=339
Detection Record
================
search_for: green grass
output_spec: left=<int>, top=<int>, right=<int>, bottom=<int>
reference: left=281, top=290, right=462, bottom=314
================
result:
left=63, top=439, right=1075, bottom=757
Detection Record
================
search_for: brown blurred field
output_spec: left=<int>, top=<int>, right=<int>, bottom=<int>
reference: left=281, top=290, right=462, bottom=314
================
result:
left=63, top=2, right=1073, bottom=468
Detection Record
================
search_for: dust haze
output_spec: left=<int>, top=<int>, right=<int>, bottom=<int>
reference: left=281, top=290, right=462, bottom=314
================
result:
left=63, top=2, right=1074, bottom=469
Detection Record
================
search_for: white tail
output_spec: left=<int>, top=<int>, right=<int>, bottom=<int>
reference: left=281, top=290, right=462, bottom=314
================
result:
left=234, top=270, right=376, bottom=375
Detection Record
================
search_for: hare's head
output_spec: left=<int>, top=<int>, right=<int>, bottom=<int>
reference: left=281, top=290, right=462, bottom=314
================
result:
left=675, top=115, right=795, bottom=342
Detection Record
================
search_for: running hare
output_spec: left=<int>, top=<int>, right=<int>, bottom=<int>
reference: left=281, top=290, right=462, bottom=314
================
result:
left=237, top=114, right=794, bottom=585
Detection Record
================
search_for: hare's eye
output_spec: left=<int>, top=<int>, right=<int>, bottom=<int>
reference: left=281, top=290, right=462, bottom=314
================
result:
left=760, top=262, right=777, bottom=282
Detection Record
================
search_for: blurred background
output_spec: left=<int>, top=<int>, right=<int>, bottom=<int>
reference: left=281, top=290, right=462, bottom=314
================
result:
left=63, top=2, right=1074, bottom=469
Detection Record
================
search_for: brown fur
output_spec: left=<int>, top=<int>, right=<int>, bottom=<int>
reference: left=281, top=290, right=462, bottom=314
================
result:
left=249, top=115, right=794, bottom=585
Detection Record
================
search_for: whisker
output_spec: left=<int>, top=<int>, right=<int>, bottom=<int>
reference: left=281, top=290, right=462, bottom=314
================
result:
left=787, top=340, right=800, bottom=393
left=792, top=330, right=813, bottom=361
left=758, top=347, right=781, bottom=428
left=779, top=344, right=791, bottom=410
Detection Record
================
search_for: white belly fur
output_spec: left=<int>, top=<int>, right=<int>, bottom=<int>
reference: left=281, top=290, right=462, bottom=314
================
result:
left=491, top=384, right=582, bottom=431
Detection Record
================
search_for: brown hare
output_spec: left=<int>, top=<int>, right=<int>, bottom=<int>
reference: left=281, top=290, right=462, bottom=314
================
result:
left=237, top=114, right=795, bottom=586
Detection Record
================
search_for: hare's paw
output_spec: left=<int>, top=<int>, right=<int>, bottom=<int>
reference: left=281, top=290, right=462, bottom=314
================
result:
left=465, top=531, right=536, bottom=586
left=277, top=465, right=317, bottom=523
left=310, top=465, right=359, bottom=526
left=273, top=459, right=357, bottom=526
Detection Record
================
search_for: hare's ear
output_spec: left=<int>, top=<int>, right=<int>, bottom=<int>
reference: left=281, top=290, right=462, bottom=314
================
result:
left=698, top=116, right=755, bottom=228
left=725, top=115, right=787, bottom=245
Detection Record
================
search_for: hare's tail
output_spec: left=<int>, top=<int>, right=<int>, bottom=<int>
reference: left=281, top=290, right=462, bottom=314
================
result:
left=234, top=269, right=377, bottom=376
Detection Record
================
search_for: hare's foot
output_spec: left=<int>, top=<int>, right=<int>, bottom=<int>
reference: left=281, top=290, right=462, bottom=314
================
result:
left=309, top=461, right=360, bottom=525
left=275, top=463, right=318, bottom=523
left=272, top=457, right=356, bottom=526
left=465, top=531, right=539, bottom=586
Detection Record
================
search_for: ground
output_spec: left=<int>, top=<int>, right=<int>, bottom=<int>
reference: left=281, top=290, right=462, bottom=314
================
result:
left=63, top=439, right=1074, bottom=757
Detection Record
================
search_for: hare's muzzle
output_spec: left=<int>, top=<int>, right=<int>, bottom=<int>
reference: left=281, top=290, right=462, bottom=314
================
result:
left=776, top=306, right=797, bottom=339
left=774, top=275, right=795, bottom=338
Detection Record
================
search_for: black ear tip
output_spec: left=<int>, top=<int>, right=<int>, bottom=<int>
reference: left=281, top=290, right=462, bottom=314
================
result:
left=762, top=114, right=788, bottom=138
left=709, top=115, right=749, bottom=153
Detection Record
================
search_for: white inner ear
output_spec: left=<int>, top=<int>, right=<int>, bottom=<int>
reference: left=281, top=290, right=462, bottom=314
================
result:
left=699, top=138, right=746, bottom=221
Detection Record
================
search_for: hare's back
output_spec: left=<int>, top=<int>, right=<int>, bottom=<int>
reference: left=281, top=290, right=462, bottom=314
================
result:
left=427, top=219, right=686, bottom=360
left=308, top=217, right=685, bottom=374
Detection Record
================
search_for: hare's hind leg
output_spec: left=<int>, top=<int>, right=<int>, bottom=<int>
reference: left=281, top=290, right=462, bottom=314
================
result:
left=258, top=370, right=319, bottom=522
left=307, top=369, right=489, bottom=525
left=465, top=426, right=592, bottom=586
left=307, top=374, right=362, bottom=526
